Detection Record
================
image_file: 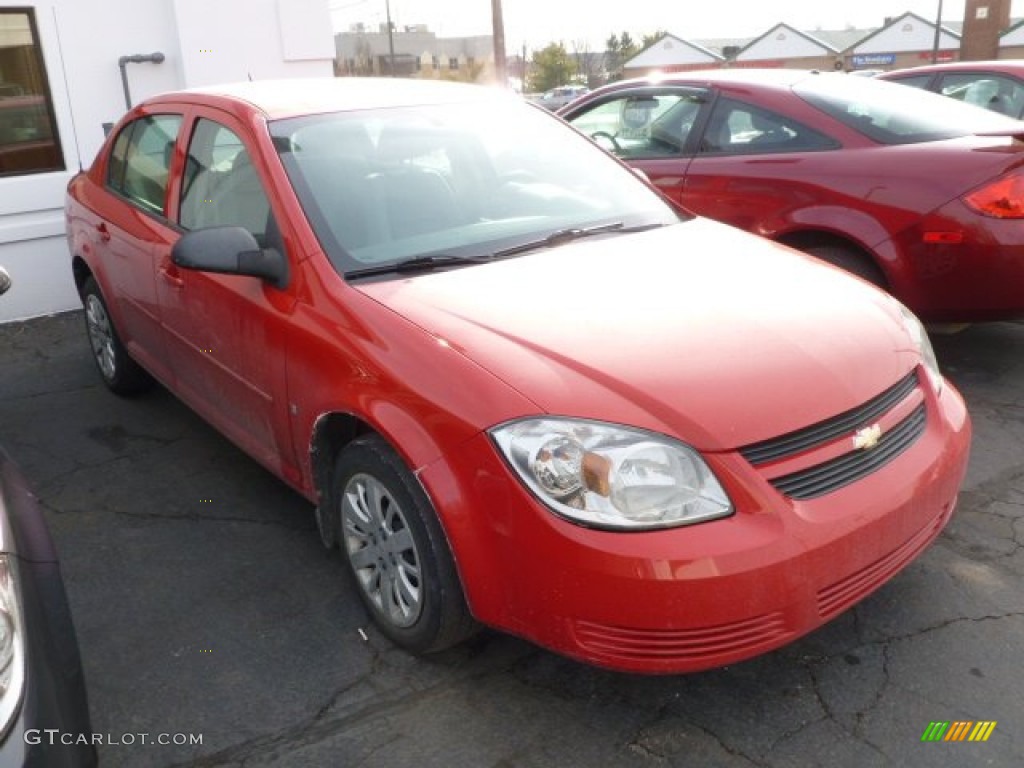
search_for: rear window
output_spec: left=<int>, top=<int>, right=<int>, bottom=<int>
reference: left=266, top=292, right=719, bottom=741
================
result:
left=793, top=72, right=1023, bottom=144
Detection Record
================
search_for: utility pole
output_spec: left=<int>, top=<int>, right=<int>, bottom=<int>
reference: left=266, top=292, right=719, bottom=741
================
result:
left=491, top=0, right=507, bottom=86
left=385, top=0, right=396, bottom=75
left=931, top=0, right=944, bottom=64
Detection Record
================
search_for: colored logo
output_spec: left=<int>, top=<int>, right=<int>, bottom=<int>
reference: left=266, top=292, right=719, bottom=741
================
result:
left=921, top=721, right=997, bottom=742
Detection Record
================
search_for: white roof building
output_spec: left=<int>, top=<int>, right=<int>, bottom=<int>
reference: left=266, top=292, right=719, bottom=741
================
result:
left=622, top=34, right=723, bottom=74
left=851, top=12, right=961, bottom=55
left=735, top=24, right=839, bottom=61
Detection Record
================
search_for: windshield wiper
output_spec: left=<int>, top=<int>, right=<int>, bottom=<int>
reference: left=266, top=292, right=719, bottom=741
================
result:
left=346, top=253, right=491, bottom=279
left=492, top=221, right=665, bottom=259
left=345, top=221, right=668, bottom=279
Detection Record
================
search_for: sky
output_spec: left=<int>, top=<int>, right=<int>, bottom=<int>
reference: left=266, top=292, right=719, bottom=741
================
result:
left=330, top=1, right=975, bottom=51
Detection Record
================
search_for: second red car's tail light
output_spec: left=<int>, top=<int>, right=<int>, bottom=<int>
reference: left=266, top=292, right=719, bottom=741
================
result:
left=964, top=171, right=1024, bottom=218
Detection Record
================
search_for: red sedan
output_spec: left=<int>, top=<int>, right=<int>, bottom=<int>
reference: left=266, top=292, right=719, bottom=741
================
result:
left=877, top=60, right=1024, bottom=119
left=65, top=78, right=969, bottom=674
left=560, top=69, right=1024, bottom=322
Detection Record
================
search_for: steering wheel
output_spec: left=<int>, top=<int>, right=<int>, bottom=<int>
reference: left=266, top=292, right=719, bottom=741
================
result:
left=590, top=131, right=622, bottom=152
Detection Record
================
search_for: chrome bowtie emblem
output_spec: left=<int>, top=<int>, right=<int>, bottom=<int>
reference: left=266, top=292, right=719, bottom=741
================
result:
left=853, top=423, right=883, bottom=451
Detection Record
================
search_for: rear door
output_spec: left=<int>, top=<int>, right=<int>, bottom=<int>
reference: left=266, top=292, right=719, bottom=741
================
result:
left=96, top=111, right=184, bottom=384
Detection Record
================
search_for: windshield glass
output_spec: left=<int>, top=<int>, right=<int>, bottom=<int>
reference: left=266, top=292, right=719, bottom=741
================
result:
left=793, top=73, right=1024, bottom=144
left=270, top=98, right=680, bottom=276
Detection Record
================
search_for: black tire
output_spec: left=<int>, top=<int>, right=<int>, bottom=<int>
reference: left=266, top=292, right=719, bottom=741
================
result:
left=332, top=435, right=477, bottom=654
left=803, top=244, right=887, bottom=289
left=81, top=276, right=153, bottom=395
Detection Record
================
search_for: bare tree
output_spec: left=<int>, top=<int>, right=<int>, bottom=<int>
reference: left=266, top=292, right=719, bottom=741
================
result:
left=571, top=39, right=603, bottom=87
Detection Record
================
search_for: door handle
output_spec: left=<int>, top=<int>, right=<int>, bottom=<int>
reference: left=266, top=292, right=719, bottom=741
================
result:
left=159, top=266, right=184, bottom=289
left=96, top=222, right=111, bottom=242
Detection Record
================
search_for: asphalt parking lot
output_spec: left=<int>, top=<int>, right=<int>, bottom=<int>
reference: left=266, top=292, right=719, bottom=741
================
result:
left=1, top=311, right=1023, bottom=768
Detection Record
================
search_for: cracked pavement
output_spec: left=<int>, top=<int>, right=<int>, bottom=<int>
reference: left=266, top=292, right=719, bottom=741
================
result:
left=1, top=312, right=1022, bottom=767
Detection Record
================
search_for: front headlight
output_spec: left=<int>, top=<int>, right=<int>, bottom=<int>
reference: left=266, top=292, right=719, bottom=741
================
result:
left=490, top=418, right=733, bottom=530
left=897, top=304, right=943, bottom=394
left=0, top=555, right=25, bottom=737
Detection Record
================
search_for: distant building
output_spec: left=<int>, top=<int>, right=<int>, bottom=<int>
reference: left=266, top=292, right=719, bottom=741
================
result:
left=847, top=12, right=961, bottom=70
left=732, top=24, right=845, bottom=71
left=962, top=0, right=1012, bottom=59
left=619, top=10, right=1010, bottom=78
left=1001, top=18, right=1024, bottom=57
left=621, top=34, right=722, bottom=78
left=335, top=24, right=495, bottom=82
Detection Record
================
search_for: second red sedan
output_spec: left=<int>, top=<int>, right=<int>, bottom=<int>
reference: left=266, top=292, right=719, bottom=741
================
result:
left=560, top=69, right=1024, bottom=322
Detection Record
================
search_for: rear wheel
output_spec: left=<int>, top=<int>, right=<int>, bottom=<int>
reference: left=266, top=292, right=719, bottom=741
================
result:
left=803, top=244, right=887, bottom=289
left=332, top=435, right=477, bottom=653
left=81, top=277, right=153, bottom=395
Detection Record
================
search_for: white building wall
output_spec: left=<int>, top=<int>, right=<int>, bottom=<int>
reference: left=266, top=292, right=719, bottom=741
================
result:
left=627, top=35, right=721, bottom=68
left=737, top=25, right=833, bottom=60
left=1001, top=23, right=1024, bottom=45
left=0, top=0, right=333, bottom=323
left=854, top=14, right=960, bottom=55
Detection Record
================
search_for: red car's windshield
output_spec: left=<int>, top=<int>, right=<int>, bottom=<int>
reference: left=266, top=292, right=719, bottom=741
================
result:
left=270, top=98, right=681, bottom=276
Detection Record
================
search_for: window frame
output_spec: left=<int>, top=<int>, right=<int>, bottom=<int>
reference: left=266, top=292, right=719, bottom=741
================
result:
left=103, top=112, right=184, bottom=218
left=177, top=115, right=276, bottom=246
left=0, top=7, right=65, bottom=177
left=564, top=86, right=712, bottom=160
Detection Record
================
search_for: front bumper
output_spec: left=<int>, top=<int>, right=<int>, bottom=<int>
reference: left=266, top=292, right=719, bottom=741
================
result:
left=421, top=375, right=971, bottom=674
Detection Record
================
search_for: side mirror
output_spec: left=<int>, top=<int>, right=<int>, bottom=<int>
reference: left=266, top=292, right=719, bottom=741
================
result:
left=0, top=267, right=10, bottom=297
left=171, top=227, right=288, bottom=289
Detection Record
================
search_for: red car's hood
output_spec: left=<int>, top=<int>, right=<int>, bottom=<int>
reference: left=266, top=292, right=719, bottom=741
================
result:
left=357, top=218, right=922, bottom=451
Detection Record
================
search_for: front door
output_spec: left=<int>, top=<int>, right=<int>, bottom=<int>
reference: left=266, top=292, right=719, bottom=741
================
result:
left=157, top=112, right=297, bottom=476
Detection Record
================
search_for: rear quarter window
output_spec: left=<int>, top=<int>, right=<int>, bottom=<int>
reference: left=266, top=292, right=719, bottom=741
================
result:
left=793, top=74, right=1022, bottom=145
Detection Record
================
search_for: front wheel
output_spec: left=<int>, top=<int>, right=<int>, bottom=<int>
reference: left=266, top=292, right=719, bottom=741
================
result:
left=81, top=277, right=153, bottom=395
left=332, top=436, right=477, bottom=654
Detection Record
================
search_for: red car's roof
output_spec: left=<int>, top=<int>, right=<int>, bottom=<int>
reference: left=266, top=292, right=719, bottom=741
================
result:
left=576, top=68, right=826, bottom=102
left=145, top=77, right=510, bottom=120
left=880, top=60, right=1024, bottom=77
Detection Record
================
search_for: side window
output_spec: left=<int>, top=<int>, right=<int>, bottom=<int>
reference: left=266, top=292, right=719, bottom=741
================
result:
left=885, top=74, right=933, bottom=90
left=108, top=115, right=182, bottom=214
left=106, top=125, right=132, bottom=192
left=568, top=91, right=705, bottom=159
left=699, top=99, right=837, bottom=155
left=938, top=74, right=1024, bottom=118
left=180, top=119, right=273, bottom=244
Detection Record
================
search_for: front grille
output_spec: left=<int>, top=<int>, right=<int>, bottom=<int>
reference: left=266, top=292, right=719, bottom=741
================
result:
left=740, top=372, right=918, bottom=466
left=770, top=403, right=927, bottom=500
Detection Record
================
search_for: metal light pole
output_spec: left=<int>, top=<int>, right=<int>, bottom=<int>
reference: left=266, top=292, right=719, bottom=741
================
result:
left=385, top=0, right=396, bottom=75
left=931, top=0, right=944, bottom=64
left=491, top=0, right=507, bottom=86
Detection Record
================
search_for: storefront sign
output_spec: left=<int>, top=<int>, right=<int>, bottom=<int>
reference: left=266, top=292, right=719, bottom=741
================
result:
left=852, top=54, right=897, bottom=67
